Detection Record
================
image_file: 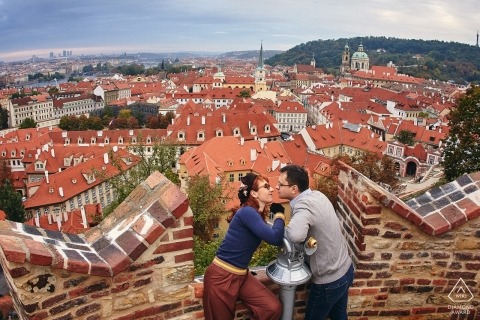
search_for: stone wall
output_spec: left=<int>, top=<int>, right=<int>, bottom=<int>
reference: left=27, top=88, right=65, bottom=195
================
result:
left=0, top=166, right=479, bottom=320
left=337, top=162, right=480, bottom=319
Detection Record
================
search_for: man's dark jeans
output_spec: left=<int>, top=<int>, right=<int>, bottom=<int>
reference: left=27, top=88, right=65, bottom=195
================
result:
left=305, top=263, right=355, bottom=320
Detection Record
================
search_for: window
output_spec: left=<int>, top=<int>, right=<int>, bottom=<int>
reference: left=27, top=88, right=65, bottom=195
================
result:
left=238, top=173, right=244, bottom=181
left=229, top=173, right=234, bottom=182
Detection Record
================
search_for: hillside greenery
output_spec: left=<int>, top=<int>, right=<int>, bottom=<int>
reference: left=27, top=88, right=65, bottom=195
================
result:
left=264, top=37, right=480, bottom=84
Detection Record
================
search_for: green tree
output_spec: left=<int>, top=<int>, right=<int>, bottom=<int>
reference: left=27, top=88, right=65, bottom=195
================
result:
left=442, top=85, right=480, bottom=181
left=194, top=236, right=222, bottom=275
left=395, top=130, right=415, bottom=146
left=238, top=89, right=251, bottom=98
left=19, top=117, right=37, bottom=129
left=99, top=138, right=179, bottom=216
left=0, top=179, right=26, bottom=222
left=0, top=107, right=8, bottom=129
left=187, top=174, right=231, bottom=242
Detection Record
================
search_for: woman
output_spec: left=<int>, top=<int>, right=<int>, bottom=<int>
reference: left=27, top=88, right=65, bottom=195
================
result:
left=203, top=173, right=286, bottom=320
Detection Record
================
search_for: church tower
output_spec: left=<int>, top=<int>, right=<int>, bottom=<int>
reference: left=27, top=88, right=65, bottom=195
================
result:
left=254, top=42, right=267, bottom=92
left=311, top=54, right=316, bottom=68
left=477, top=31, right=479, bottom=47
left=341, top=42, right=350, bottom=73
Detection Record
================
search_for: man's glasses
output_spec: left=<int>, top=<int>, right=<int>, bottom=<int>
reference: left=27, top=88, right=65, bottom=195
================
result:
left=277, top=182, right=293, bottom=187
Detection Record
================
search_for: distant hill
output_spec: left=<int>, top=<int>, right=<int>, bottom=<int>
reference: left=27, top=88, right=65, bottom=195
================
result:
left=264, top=36, right=480, bottom=85
left=218, top=50, right=283, bottom=60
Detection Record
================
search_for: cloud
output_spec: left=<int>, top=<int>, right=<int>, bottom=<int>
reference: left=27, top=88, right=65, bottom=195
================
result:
left=0, top=0, right=479, bottom=61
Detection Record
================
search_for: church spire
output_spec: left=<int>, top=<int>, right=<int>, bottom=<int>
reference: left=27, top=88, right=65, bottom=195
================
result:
left=258, top=41, right=264, bottom=69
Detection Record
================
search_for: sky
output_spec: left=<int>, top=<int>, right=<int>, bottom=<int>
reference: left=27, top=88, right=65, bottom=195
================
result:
left=0, top=0, right=479, bottom=62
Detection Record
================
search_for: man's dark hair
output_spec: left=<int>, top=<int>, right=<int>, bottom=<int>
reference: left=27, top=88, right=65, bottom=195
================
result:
left=279, top=164, right=309, bottom=192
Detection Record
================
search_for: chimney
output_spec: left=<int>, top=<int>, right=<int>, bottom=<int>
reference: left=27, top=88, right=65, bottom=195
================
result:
left=81, top=206, right=88, bottom=228
left=34, top=212, right=40, bottom=227
left=272, top=160, right=280, bottom=171
left=59, top=187, right=64, bottom=197
left=103, top=153, right=109, bottom=164
left=47, top=213, right=52, bottom=225
left=240, top=137, right=244, bottom=145
left=50, top=148, right=55, bottom=157
left=187, top=115, right=190, bottom=126
left=45, top=170, right=49, bottom=184
left=201, top=116, right=205, bottom=125
left=222, top=113, right=226, bottom=123
left=56, top=214, right=62, bottom=231
left=260, top=138, right=266, bottom=149
left=250, top=149, right=257, bottom=161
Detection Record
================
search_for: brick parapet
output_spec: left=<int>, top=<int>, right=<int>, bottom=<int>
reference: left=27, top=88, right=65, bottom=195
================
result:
left=0, top=167, right=479, bottom=319
left=0, top=171, right=197, bottom=320
left=337, top=162, right=480, bottom=318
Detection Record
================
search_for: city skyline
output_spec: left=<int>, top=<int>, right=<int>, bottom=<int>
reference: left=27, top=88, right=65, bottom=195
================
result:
left=0, top=0, right=479, bottom=62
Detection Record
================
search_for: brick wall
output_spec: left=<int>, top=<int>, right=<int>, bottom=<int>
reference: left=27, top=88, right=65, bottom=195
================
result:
left=0, top=166, right=479, bottom=320
left=336, top=162, right=480, bottom=319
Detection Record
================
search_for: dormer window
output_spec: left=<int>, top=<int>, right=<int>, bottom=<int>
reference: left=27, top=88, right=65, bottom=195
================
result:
left=216, top=130, right=223, bottom=137
left=35, top=162, right=44, bottom=170
left=240, top=158, right=246, bottom=165
left=105, top=138, right=109, bottom=144
left=146, top=137, right=151, bottom=144
left=11, top=150, right=16, bottom=157
left=178, top=131, right=185, bottom=140
left=233, top=128, right=240, bottom=137
left=77, top=137, right=83, bottom=144
left=91, top=138, right=96, bottom=144
left=227, top=160, right=233, bottom=166
left=118, top=138, right=123, bottom=144
left=250, top=126, right=257, bottom=135
left=264, top=124, right=270, bottom=133
left=197, top=131, right=205, bottom=141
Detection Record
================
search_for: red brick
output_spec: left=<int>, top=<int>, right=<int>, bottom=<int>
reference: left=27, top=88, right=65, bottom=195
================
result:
left=184, top=215, right=194, bottom=226
left=361, top=288, right=380, bottom=295
left=457, top=198, right=480, bottom=220
left=154, top=239, right=194, bottom=254
left=400, top=278, right=415, bottom=285
left=133, top=216, right=166, bottom=244
left=99, top=245, right=131, bottom=276
left=116, top=230, right=147, bottom=261
left=411, top=307, right=436, bottom=314
left=67, top=258, right=89, bottom=274
left=440, top=204, right=467, bottom=229
left=144, top=171, right=167, bottom=189
left=190, top=283, right=204, bottom=298
left=364, top=205, right=382, bottom=215
left=24, top=239, right=53, bottom=266
left=420, top=212, right=450, bottom=235
left=160, top=184, right=189, bottom=219
left=0, top=237, right=26, bottom=263
left=175, top=252, right=194, bottom=263
left=172, top=227, right=194, bottom=240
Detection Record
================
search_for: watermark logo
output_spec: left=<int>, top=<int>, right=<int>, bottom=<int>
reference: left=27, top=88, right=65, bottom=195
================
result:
left=448, top=278, right=474, bottom=303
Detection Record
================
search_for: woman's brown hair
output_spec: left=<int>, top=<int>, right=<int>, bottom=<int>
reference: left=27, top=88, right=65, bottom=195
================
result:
left=227, top=173, right=270, bottom=223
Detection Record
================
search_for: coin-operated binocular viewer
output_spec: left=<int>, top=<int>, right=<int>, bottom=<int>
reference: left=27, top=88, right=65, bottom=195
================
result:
left=266, top=236, right=317, bottom=320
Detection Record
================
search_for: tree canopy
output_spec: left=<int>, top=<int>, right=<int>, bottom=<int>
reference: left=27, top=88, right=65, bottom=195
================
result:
left=0, top=164, right=26, bottom=223
left=98, top=138, right=179, bottom=216
left=442, top=85, right=480, bottom=181
left=19, top=117, right=37, bottom=129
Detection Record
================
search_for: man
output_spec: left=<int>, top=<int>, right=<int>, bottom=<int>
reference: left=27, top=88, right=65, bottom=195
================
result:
left=277, top=164, right=354, bottom=320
